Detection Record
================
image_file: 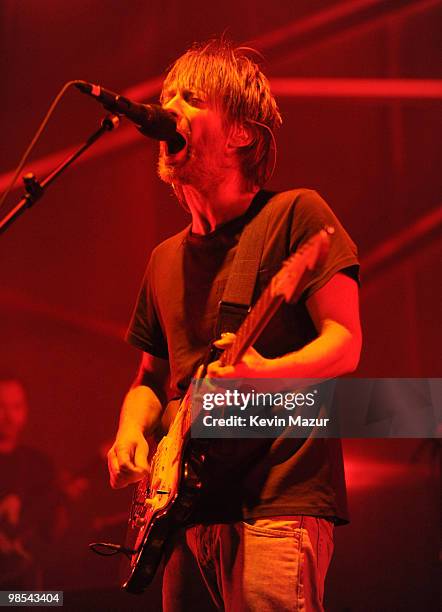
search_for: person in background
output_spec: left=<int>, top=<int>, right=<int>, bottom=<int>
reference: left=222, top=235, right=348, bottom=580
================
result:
left=0, top=373, right=61, bottom=589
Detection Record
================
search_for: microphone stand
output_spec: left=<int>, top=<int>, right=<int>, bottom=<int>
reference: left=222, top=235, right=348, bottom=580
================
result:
left=0, top=114, right=120, bottom=235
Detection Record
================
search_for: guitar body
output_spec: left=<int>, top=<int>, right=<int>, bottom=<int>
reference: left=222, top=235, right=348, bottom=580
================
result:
left=121, top=394, right=207, bottom=593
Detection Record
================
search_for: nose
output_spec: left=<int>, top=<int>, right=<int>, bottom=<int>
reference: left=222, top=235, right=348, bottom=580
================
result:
left=162, top=92, right=184, bottom=115
left=165, top=107, right=179, bottom=124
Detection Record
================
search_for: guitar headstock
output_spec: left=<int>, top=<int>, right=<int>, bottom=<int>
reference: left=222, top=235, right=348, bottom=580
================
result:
left=273, top=226, right=333, bottom=303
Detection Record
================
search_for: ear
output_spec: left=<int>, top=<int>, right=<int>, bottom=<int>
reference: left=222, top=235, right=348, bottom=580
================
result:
left=227, top=123, right=254, bottom=149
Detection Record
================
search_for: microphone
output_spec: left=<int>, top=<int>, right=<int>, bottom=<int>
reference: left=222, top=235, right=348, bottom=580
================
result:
left=74, top=80, right=186, bottom=152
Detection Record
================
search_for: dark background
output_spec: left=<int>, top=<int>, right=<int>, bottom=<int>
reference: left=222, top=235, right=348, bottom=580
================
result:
left=0, top=1, right=440, bottom=610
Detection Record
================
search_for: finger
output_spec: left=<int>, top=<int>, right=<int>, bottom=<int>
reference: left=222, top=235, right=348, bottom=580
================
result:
left=206, top=360, right=221, bottom=377
left=134, top=441, right=149, bottom=474
left=213, top=332, right=236, bottom=348
left=107, top=447, right=120, bottom=477
left=108, top=449, right=125, bottom=489
left=194, top=364, right=204, bottom=379
left=114, top=445, right=137, bottom=472
left=109, top=456, right=143, bottom=489
left=111, top=471, right=138, bottom=489
left=207, top=361, right=235, bottom=378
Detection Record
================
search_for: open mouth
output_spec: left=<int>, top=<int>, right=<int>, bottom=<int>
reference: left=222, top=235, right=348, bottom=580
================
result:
left=166, top=129, right=187, bottom=156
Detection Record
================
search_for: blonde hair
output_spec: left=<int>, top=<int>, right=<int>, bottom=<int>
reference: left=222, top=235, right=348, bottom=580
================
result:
left=161, top=38, right=282, bottom=187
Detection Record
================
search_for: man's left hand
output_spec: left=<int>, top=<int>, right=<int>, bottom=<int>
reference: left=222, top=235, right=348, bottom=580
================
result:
left=207, top=333, right=273, bottom=378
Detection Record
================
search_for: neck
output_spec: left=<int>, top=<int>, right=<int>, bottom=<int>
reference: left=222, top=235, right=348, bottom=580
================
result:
left=179, top=174, right=259, bottom=235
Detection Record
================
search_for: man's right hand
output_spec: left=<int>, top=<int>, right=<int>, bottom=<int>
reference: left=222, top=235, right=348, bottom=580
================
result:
left=108, top=352, right=169, bottom=489
left=107, top=428, right=150, bottom=489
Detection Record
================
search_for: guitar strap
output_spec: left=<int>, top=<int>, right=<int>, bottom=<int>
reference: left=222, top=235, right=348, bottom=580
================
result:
left=216, top=190, right=275, bottom=337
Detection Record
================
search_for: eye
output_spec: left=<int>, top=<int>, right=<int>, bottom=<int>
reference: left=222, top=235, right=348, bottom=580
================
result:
left=184, top=91, right=206, bottom=107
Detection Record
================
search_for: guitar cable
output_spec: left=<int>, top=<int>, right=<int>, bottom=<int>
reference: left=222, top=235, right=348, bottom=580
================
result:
left=89, top=541, right=137, bottom=558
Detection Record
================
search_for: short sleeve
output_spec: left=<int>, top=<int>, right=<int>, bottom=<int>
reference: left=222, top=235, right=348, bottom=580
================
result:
left=290, top=190, right=359, bottom=300
left=125, top=256, right=169, bottom=359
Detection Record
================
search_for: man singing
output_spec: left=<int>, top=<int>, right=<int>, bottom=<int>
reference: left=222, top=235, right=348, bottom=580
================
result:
left=108, top=38, right=361, bottom=611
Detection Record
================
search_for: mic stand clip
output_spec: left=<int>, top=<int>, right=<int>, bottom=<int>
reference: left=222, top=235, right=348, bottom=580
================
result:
left=0, top=114, right=120, bottom=235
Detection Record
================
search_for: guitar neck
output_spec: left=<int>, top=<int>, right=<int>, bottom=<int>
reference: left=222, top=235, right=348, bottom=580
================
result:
left=219, top=228, right=332, bottom=368
left=219, top=281, right=284, bottom=367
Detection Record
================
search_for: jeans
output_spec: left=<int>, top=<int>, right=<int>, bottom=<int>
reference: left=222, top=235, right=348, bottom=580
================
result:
left=162, top=516, right=334, bottom=612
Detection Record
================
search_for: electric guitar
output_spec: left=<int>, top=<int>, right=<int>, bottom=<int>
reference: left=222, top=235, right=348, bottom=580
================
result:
left=110, top=227, right=332, bottom=593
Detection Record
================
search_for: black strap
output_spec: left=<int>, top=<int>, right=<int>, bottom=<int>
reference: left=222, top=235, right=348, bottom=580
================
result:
left=216, top=191, right=274, bottom=336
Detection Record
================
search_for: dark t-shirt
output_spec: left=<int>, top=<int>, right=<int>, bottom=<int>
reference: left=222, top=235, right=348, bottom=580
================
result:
left=127, top=189, right=359, bottom=524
